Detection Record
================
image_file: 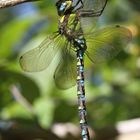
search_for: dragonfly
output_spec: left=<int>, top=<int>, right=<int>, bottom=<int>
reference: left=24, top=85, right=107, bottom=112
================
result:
left=56, top=0, right=108, bottom=33
left=19, top=0, right=131, bottom=89
left=19, top=0, right=132, bottom=139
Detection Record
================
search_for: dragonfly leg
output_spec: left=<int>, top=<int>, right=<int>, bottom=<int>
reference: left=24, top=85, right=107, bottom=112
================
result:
left=74, top=0, right=83, bottom=8
left=72, top=0, right=83, bottom=12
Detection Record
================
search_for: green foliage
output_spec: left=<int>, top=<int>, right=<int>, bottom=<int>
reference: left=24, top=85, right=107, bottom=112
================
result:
left=0, top=0, right=140, bottom=132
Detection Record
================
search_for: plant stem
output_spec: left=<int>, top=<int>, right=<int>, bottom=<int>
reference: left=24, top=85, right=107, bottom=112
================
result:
left=0, top=0, right=38, bottom=9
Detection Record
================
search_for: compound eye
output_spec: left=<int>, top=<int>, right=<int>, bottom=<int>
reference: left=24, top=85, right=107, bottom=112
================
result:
left=56, top=2, right=66, bottom=16
left=59, top=2, right=66, bottom=12
left=57, top=1, right=72, bottom=16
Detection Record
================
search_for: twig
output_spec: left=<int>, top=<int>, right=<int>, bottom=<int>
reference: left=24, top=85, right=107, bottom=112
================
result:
left=0, top=0, right=38, bottom=9
left=10, top=84, right=35, bottom=115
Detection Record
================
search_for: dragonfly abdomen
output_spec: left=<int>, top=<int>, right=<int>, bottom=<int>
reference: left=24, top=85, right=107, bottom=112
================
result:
left=73, top=36, right=87, bottom=52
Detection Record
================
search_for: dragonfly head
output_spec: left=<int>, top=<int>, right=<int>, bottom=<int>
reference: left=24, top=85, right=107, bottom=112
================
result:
left=56, top=0, right=73, bottom=16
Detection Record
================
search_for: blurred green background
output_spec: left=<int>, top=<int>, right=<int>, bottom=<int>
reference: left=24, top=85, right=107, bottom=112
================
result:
left=0, top=0, right=140, bottom=140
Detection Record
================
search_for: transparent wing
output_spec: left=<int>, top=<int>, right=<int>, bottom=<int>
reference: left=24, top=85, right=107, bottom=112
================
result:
left=85, top=26, right=132, bottom=63
left=79, top=0, right=107, bottom=33
left=81, top=0, right=107, bottom=15
left=73, top=0, right=107, bottom=14
left=72, top=0, right=107, bottom=33
left=80, top=16, right=97, bottom=34
left=19, top=34, right=66, bottom=72
left=54, top=43, right=77, bottom=89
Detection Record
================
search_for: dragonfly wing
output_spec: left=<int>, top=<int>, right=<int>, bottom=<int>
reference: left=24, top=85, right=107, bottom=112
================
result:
left=73, top=0, right=107, bottom=14
left=19, top=34, right=66, bottom=72
left=81, top=0, right=107, bottom=14
left=72, top=0, right=107, bottom=33
left=54, top=44, right=77, bottom=89
left=85, top=26, right=132, bottom=63
left=79, top=0, right=107, bottom=33
left=80, top=16, right=97, bottom=34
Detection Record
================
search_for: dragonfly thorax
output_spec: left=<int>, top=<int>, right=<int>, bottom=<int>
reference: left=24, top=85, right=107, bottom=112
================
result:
left=58, top=14, right=75, bottom=37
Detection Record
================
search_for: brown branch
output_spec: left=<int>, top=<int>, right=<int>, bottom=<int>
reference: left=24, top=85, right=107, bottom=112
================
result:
left=0, top=0, right=39, bottom=9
